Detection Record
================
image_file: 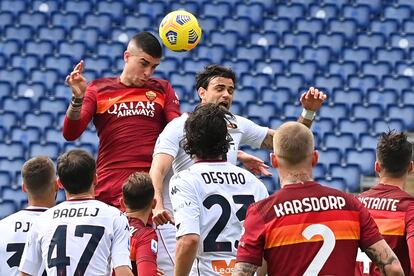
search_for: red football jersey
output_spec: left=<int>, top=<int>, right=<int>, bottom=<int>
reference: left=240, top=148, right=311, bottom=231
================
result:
left=236, top=181, right=382, bottom=276
left=128, top=217, right=158, bottom=276
left=63, top=77, right=180, bottom=206
left=355, top=184, right=414, bottom=276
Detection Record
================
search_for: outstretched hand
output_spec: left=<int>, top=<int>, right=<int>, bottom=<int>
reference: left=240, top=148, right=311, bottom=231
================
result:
left=66, top=60, right=87, bottom=98
left=300, top=87, right=327, bottom=112
left=238, top=150, right=272, bottom=177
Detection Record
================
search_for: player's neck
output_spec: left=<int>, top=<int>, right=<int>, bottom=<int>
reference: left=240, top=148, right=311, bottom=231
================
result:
left=125, top=209, right=151, bottom=225
left=379, top=176, right=407, bottom=190
left=280, top=170, right=313, bottom=187
left=27, top=198, right=55, bottom=209
left=66, top=191, right=95, bottom=201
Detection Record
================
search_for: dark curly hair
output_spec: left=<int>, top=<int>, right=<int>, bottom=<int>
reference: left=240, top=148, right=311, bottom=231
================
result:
left=377, top=130, right=413, bottom=177
left=195, top=64, right=236, bottom=90
left=182, top=103, right=234, bottom=160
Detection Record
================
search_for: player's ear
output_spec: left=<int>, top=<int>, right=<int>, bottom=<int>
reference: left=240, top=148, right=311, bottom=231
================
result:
left=22, top=182, right=27, bottom=193
left=124, top=51, right=129, bottom=63
left=119, top=198, right=126, bottom=210
left=271, top=152, right=278, bottom=168
left=311, top=150, right=318, bottom=167
left=407, top=161, right=413, bottom=174
left=375, top=161, right=381, bottom=174
left=152, top=198, right=157, bottom=209
left=197, top=87, right=207, bottom=101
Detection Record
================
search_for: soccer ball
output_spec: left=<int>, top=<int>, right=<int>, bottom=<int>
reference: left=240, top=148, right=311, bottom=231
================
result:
left=159, top=10, right=202, bottom=52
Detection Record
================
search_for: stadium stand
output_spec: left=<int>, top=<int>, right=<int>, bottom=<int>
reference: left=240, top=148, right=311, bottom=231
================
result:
left=0, top=0, right=413, bottom=218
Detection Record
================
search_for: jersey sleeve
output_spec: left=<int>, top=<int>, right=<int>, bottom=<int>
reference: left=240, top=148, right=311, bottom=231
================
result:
left=163, top=81, right=181, bottom=122
left=356, top=198, right=383, bottom=251
left=111, top=212, right=132, bottom=269
left=405, top=201, right=414, bottom=271
left=18, top=223, right=42, bottom=275
left=153, top=117, right=183, bottom=158
left=170, top=173, right=201, bottom=237
left=237, top=116, right=269, bottom=149
left=134, top=229, right=158, bottom=276
left=236, top=204, right=265, bottom=266
left=62, top=83, right=97, bottom=141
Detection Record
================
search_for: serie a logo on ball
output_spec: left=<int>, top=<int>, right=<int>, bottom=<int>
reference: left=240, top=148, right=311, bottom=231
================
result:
left=159, top=10, right=202, bottom=52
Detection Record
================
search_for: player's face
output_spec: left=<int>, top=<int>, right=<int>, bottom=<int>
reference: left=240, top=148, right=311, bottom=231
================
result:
left=123, top=48, right=160, bottom=87
left=199, top=77, right=235, bottom=110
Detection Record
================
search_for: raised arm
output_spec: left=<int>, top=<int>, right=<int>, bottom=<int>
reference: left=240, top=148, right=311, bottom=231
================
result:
left=298, top=86, right=327, bottom=128
left=365, top=239, right=404, bottom=276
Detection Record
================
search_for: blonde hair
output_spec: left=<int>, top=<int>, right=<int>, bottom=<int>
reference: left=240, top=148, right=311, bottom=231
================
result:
left=273, top=122, right=314, bottom=166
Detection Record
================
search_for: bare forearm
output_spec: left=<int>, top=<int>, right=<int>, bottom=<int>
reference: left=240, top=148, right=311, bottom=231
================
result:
left=233, top=262, right=258, bottom=276
left=174, top=236, right=198, bottom=276
left=149, top=154, right=174, bottom=209
left=260, top=129, right=275, bottom=150
left=297, top=116, right=313, bottom=128
left=365, top=240, right=404, bottom=276
left=149, top=169, right=166, bottom=209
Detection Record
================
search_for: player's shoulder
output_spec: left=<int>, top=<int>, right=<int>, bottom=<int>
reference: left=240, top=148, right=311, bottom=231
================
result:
left=0, top=210, right=24, bottom=227
left=146, top=77, right=173, bottom=93
left=89, top=77, right=119, bottom=90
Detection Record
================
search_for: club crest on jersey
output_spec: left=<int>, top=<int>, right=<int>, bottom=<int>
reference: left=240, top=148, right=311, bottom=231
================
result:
left=151, top=239, right=158, bottom=254
left=146, top=91, right=157, bottom=101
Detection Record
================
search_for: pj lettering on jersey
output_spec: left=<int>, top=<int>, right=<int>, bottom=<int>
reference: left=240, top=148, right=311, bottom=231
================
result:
left=53, top=207, right=100, bottom=219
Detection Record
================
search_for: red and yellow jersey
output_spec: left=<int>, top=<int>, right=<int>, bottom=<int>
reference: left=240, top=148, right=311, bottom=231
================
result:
left=236, top=181, right=382, bottom=276
left=356, top=184, right=414, bottom=276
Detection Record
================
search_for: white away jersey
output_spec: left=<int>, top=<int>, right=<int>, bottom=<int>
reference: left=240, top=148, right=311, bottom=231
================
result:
left=19, top=199, right=131, bottom=276
left=154, top=112, right=268, bottom=212
left=170, top=161, right=268, bottom=276
left=0, top=207, right=47, bottom=276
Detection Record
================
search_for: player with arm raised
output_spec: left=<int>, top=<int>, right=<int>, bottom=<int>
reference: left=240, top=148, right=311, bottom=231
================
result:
left=19, top=150, right=133, bottom=276
left=355, top=130, right=414, bottom=275
left=170, top=104, right=268, bottom=275
left=0, top=156, right=58, bottom=276
left=233, top=122, right=404, bottom=276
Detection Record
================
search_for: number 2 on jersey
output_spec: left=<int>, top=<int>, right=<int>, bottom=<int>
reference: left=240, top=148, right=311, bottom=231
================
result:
left=47, top=224, right=104, bottom=276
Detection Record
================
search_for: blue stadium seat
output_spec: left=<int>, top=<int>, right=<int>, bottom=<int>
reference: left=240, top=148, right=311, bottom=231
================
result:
left=260, top=88, right=291, bottom=110
left=331, top=89, right=363, bottom=108
left=0, top=0, right=26, bottom=15
left=275, top=74, right=305, bottom=95
left=203, top=2, right=231, bottom=20
left=343, top=4, right=371, bottom=27
left=370, top=19, right=399, bottom=37
left=180, top=100, right=198, bottom=113
left=111, top=28, right=139, bottom=44
left=0, top=142, right=25, bottom=159
left=39, top=97, right=67, bottom=116
left=382, top=76, right=412, bottom=92
left=330, top=164, right=361, bottom=192
left=303, top=46, right=332, bottom=69
left=245, top=101, right=278, bottom=124
left=83, top=56, right=112, bottom=75
left=196, top=45, right=226, bottom=64
left=63, top=142, right=97, bottom=156
left=78, top=129, right=98, bottom=145
left=0, top=69, right=25, bottom=88
left=316, top=32, right=345, bottom=55
left=71, top=27, right=100, bottom=51
left=240, top=73, right=270, bottom=92
left=124, top=14, right=152, bottom=31
left=315, top=75, right=344, bottom=93
left=367, top=89, right=399, bottom=109
left=342, top=47, right=371, bottom=66
left=170, top=73, right=196, bottom=95
left=401, top=90, right=414, bottom=103
left=387, top=104, right=414, bottom=129
left=223, top=17, right=252, bottom=42
left=51, top=12, right=80, bottom=32
left=376, top=47, right=405, bottom=66
left=348, top=75, right=378, bottom=93
left=30, top=69, right=60, bottom=91
left=324, top=0, right=348, bottom=7
left=0, top=81, right=12, bottom=99
left=0, top=55, right=6, bottom=69
left=324, top=132, right=355, bottom=153
left=346, top=148, right=375, bottom=176
left=398, top=0, right=414, bottom=8
left=236, top=46, right=266, bottom=65
left=372, top=118, right=404, bottom=135
left=296, top=18, right=324, bottom=37
left=0, top=40, right=21, bottom=57
left=23, top=112, right=54, bottom=131
left=44, top=128, right=64, bottom=144
left=254, top=60, right=284, bottom=75
left=0, top=111, right=19, bottom=131
left=96, top=1, right=124, bottom=23
left=245, top=115, right=265, bottom=127
left=210, top=31, right=238, bottom=52
left=38, top=26, right=67, bottom=43
left=359, top=133, right=378, bottom=150
left=0, top=200, right=18, bottom=219
left=58, top=41, right=86, bottom=61
left=236, top=3, right=264, bottom=27
left=317, top=177, right=346, bottom=191
left=328, top=19, right=358, bottom=41
left=0, top=171, right=12, bottom=189
left=0, top=12, right=14, bottom=32
left=356, top=33, right=386, bottom=51
left=28, top=142, right=60, bottom=159
left=0, top=158, right=25, bottom=177
left=1, top=186, right=27, bottom=209
left=84, top=13, right=113, bottom=37
left=282, top=103, right=303, bottom=118
left=309, top=4, right=339, bottom=21
left=172, top=85, right=188, bottom=102
left=170, top=1, right=200, bottom=15
left=361, top=62, right=392, bottom=80
left=328, top=61, right=358, bottom=80
left=64, top=0, right=93, bottom=17
left=283, top=32, right=312, bottom=50
left=383, top=5, right=411, bottom=23
left=354, top=0, right=382, bottom=13
left=230, top=101, right=243, bottom=115
left=403, top=21, right=414, bottom=35
left=312, top=118, right=335, bottom=138
left=261, top=176, right=278, bottom=194
left=352, top=103, right=383, bottom=121
left=4, top=25, right=33, bottom=43
left=318, top=148, right=342, bottom=168
left=198, top=16, right=219, bottom=37
left=250, top=32, right=278, bottom=49
left=157, top=57, right=180, bottom=77
left=275, top=4, right=305, bottom=21
left=240, top=147, right=270, bottom=164
left=25, top=40, right=54, bottom=59
left=56, top=189, right=66, bottom=203
left=338, top=118, right=370, bottom=139
left=269, top=116, right=296, bottom=129
left=19, top=12, right=47, bottom=29
left=313, top=164, right=327, bottom=179
left=288, top=61, right=318, bottom=83
left=10, top=126, right=41, bottom=147
left=396, top=61, right=414, bottom=77
left=182, top=58, right=211, bottom=75
left=44, top=55, right=74, bottom=77
left=0, top=126, right=5, bottom=141
left=390, top=34, right=414, bottom=52
left=318, top=103, right=348, bottom=123
left=263, top=18, right=292, bottom=34
left=138, top=1, right=165, bottom=20
left=269, top=47, right=299, bottom=65
left=11, top=54, right=39, bottom=73
left=2, top=97, right=33, bottom=117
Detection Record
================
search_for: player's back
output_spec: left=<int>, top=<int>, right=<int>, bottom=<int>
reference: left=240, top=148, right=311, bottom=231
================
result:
left=239, top=181, right=381, bottom=276
left=356, top=184, right=414, bottom=275
left=171, top=161, right=268, bottom=275
left=0, top=207, right=47, bottom=276
left=20, top=199, right=130, bottom=276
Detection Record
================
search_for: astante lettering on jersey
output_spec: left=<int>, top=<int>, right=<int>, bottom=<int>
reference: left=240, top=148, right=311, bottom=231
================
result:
left=359, top=197, right=399, bottom=211
left=107, top=101, right=156, bottom=118
left=53, top=207, right=100, bottom=218
left=274, top=196, right=346, bottom=218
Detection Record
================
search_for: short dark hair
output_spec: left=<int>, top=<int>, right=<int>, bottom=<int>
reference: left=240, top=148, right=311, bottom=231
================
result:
left=131, top=31, right=162, bottom=58
left=182, top=103, right=234, bottom=160
left=57, top=150, right=96, bottom=194
left=22, top=156, right=55, bottom=196
left=195, top=64, right=236, bottom=91
left=377, top=130, right=413, bottom=178
left=122, top=172, right=154, bottom=211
